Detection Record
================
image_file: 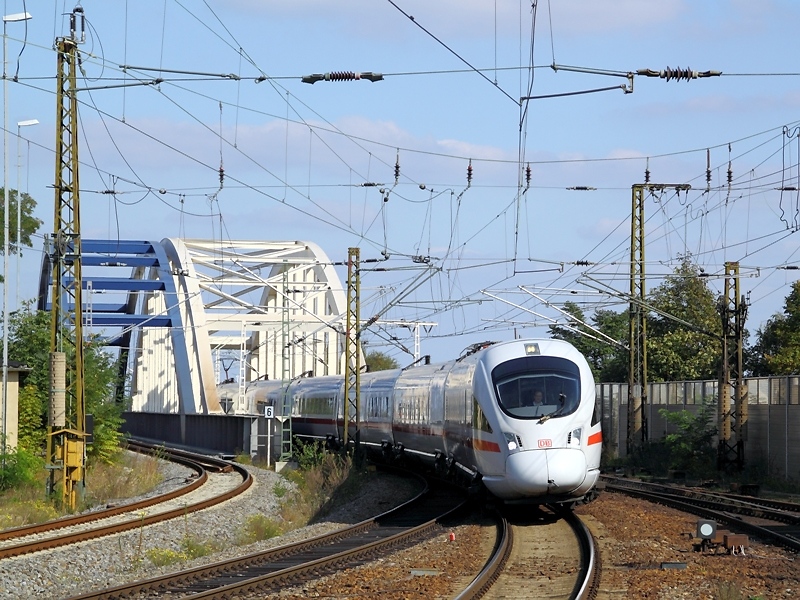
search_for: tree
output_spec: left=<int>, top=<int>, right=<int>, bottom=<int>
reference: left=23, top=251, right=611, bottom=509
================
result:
left=750, top=280, right=800, bottom=375
left=0, top=188, right=43, bottom=281
left=659, top=400, right=717, bottom=475
left=646, top=257, right=722, bottom=381
left=365, top=350, right=399, bottom=372
left=8, top=303, right=124, bottom=463
left=549, top=301, right=628, bottom=381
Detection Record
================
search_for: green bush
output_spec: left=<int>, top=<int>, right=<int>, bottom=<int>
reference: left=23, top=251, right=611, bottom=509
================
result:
left=272, top=481, right=288, bottom=498
left=237, top=513, right=282, bottom=544
left=0, top=444, right=44, bottom=491
left=659, top=399, right=717, bottom=476
left=146, top=547, right=185, bottom=566
left=293, top=437, right=327, bottom=471
left=180, top=536, right=216, bottom=558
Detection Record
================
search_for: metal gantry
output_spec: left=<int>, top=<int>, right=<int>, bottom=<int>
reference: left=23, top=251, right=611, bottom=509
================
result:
left=46, top=10, right=86, bottom=510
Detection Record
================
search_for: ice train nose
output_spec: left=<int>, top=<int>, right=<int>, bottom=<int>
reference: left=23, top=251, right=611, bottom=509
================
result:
left=500, top=448, right=587, bottom=498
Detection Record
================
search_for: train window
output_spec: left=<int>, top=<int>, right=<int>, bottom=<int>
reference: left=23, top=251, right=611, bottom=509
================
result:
left=492, top=356, right=581, bottom=420
left=472, top=396, right=493, bottom=433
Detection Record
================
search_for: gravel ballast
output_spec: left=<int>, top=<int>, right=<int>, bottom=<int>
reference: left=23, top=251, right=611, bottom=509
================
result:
left=0, top=462, right=419, bottom=600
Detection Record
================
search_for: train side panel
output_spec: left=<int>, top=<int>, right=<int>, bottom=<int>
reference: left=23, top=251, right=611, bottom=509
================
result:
left=392, top=364, right=447, bottom=460
left=442, top=359, right=478, bottom=471
left=218, top=338, right=600, bottom=504
left=359, top=369, right=399, bottom=449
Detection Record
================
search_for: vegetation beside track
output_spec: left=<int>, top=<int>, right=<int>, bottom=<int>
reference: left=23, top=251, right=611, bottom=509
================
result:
left=240, top=438, right=355, bottom=534
left=0, top=451, right=164, bottom=529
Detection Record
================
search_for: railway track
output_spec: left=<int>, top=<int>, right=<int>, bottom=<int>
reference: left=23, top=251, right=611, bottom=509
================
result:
left=460, top=504, right=599, bottom=600
left=0, top=441, right=252, bottom=560
left=602, top=476, right=800, bottom=552
left=65, top=476, right=466, bottom=599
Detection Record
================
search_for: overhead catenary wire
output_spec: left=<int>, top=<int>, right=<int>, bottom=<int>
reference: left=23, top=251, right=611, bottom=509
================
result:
left=12, top=2, right=800, bottom=354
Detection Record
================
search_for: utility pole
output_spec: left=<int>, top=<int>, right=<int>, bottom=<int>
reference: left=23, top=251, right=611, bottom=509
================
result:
left=627, top=182, right=690, bottom=456
left=46, top=7, right=86, bottom=510
left=718, top=261, right=747, bottom=470
left=343, top=247, right=361, bottom=448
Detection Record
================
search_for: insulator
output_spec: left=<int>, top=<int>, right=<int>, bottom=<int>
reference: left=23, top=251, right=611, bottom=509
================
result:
left=706, top=149, right=711, bottom=188
left=394, top=153, right=400, bottom=183
left=526, top=163, right=531, bottom=187
left=662, top=66, right=696, bottom=82
left=467, top=160, right=473, bottom=185
left=727, top=144, right=733, bottom=186
left=325, top=71, right=358, bottom=82
left=637, top=67, right=721, bottom=81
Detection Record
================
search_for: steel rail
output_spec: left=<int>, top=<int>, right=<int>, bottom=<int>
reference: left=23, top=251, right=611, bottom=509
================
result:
left=66, top=475, right=465, bottom=600
left=452, top=510, right=512, bottom=600
left=607, top=485, right=800, bottom=553
left=603, top=477, right=800, bottom=526
left=0, top=442, right=208, bottom=542
left=564, top=510, right=601, bottom=600
left=0, top=443, right=252, bottom=560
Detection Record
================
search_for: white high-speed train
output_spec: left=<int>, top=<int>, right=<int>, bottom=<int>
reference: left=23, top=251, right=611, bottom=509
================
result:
left=218, top=339, right=602, bottom=503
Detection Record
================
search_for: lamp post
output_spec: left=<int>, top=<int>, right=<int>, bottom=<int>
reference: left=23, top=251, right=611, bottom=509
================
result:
left=2, top=11, right=31, bottom=452
left=16, top=118, right=37, bottom=310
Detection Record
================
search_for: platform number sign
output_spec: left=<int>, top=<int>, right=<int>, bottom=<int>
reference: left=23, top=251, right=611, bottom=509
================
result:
left=264, top=405, right=274, bottom=419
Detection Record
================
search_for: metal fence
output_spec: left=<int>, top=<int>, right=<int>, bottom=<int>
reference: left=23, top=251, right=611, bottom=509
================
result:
left=597, top=376, right=800, bottom=480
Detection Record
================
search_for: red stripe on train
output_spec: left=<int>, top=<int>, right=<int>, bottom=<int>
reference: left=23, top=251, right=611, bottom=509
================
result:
left=587, top=431, right=602, bottom=445
left=471, top=438, right=501, bottom=453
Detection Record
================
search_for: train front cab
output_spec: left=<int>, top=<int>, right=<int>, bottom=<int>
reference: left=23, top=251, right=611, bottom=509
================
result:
left=478, top=341, right=601, bottom=502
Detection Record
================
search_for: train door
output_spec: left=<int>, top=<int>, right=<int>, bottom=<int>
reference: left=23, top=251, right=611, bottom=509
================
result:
left=334, top=381, right=345, bottom=444
left=443, top=361, right=475, bottom=467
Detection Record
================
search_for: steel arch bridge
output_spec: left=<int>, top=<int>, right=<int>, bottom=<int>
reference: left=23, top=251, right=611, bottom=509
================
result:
left=39, top=238, right=354, bottom=416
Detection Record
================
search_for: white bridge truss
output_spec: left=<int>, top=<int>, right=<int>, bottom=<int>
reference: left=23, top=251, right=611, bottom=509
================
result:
left=37, top=238, right=355, bottom=416
left=132, top=239, right=353, bottom=415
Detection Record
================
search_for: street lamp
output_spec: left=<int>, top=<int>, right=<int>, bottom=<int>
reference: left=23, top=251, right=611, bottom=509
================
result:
left=2, top=11, right=31, bottom=453
left=16, top=118, right=37, bottom=310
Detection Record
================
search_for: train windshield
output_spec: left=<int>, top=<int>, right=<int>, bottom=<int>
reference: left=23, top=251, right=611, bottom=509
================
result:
left=492, top=356, right=581, bottom=419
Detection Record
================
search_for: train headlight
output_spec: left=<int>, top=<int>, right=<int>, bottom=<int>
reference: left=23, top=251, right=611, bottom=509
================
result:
left=503, top=431, right=521, bottom=453
left=569, top=427, right=582, bottom=447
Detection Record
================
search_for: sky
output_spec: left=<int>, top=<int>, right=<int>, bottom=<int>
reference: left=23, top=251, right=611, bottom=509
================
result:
left=4, top=0, right=800, bottom=365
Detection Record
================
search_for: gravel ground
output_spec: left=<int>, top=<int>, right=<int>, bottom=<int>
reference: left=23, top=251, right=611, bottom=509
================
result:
left=576, top=492, right=800, bottom=599
left=271, top=489, right=800, bottom=600
left=0, top=461, right=420, bottom=600
left=3, top=458, right=798, bottom=600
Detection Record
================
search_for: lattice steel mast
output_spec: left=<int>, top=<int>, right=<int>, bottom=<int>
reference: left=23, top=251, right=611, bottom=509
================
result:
left=627, top=182, right=690, bottom=455
left=278, top=266, right=293, bottom=462
left=46, top=7, right=86, bottom=510
left=343, top=247, right=361, bottom=447
left=718, top=261, right=747, bottom=470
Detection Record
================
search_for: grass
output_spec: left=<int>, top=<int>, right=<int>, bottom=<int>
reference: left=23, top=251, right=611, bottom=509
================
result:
left=0, top=451, right=164, bottom=529
left=83, top=452, right=164, bottom=506
left=236, top=514, right=283, bottom=545
left=145, top=536, right=217, bottom=566
left=232, top=449, right=357, bottom=547
left=278, top=450, right=353, bottom=530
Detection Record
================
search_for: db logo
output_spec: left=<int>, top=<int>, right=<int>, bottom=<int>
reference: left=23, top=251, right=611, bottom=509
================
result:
left=538, top=439, right=552, bottom=448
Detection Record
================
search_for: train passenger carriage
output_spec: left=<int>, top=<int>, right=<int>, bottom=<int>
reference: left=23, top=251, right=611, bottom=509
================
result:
left=218, top=338, right=601, bottom=504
